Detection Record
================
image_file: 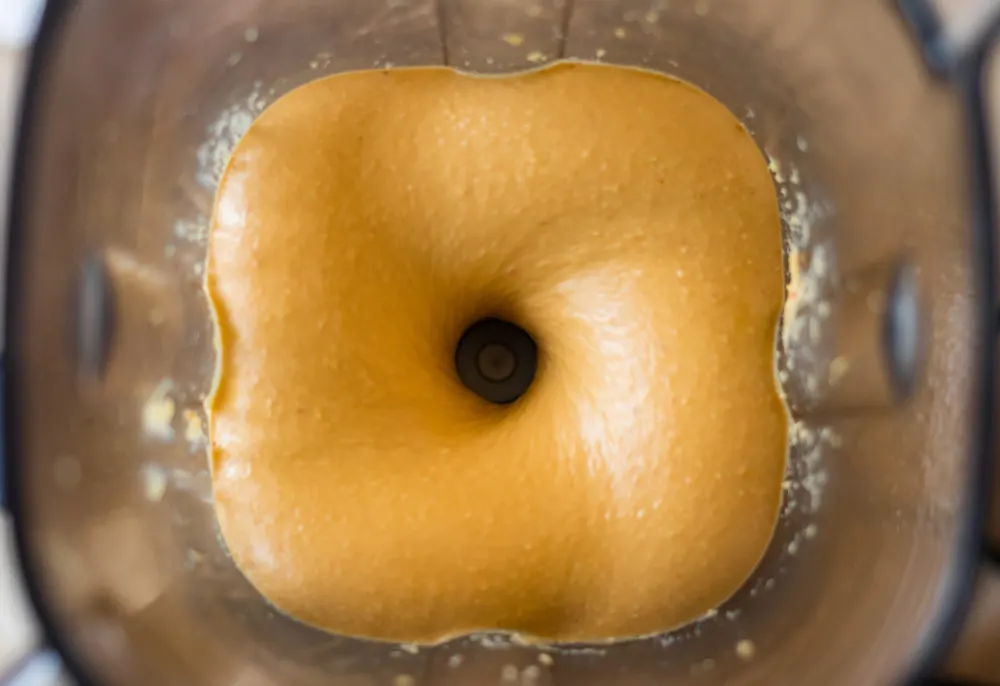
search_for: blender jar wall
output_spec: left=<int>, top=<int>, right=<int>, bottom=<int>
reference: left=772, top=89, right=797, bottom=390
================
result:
left=3, top=1, right=987, bottom=685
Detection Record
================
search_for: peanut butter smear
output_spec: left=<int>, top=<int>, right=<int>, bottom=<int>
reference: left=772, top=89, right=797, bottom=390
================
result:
left=207, top=62, right=787, bottom=644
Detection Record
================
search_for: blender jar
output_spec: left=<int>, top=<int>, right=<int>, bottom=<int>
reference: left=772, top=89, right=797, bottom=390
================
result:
left=3, top=0, right=999, bottom=684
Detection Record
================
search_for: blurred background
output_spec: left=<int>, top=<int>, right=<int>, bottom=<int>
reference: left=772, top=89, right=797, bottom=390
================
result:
left=0, top=0, right=45, bottom=681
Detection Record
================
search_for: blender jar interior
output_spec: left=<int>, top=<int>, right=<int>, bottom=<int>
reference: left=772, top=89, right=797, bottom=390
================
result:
left=4, top=0, right=988, bottom=685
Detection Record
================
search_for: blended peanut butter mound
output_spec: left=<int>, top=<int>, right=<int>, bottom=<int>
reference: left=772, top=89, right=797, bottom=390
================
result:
left=207, top=62, right=787, bottom=644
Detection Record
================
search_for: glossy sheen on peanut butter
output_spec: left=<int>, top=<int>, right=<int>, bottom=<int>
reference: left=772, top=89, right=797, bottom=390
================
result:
left=207, top=63, right=787, bottom=644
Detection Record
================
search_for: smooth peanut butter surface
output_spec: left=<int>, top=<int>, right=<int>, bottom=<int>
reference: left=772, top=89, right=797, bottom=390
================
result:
left=207, top=63, right=787, bottom=644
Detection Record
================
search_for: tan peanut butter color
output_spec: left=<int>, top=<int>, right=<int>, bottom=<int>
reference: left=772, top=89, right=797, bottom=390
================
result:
left=207, top=62, right=787, bottom=644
